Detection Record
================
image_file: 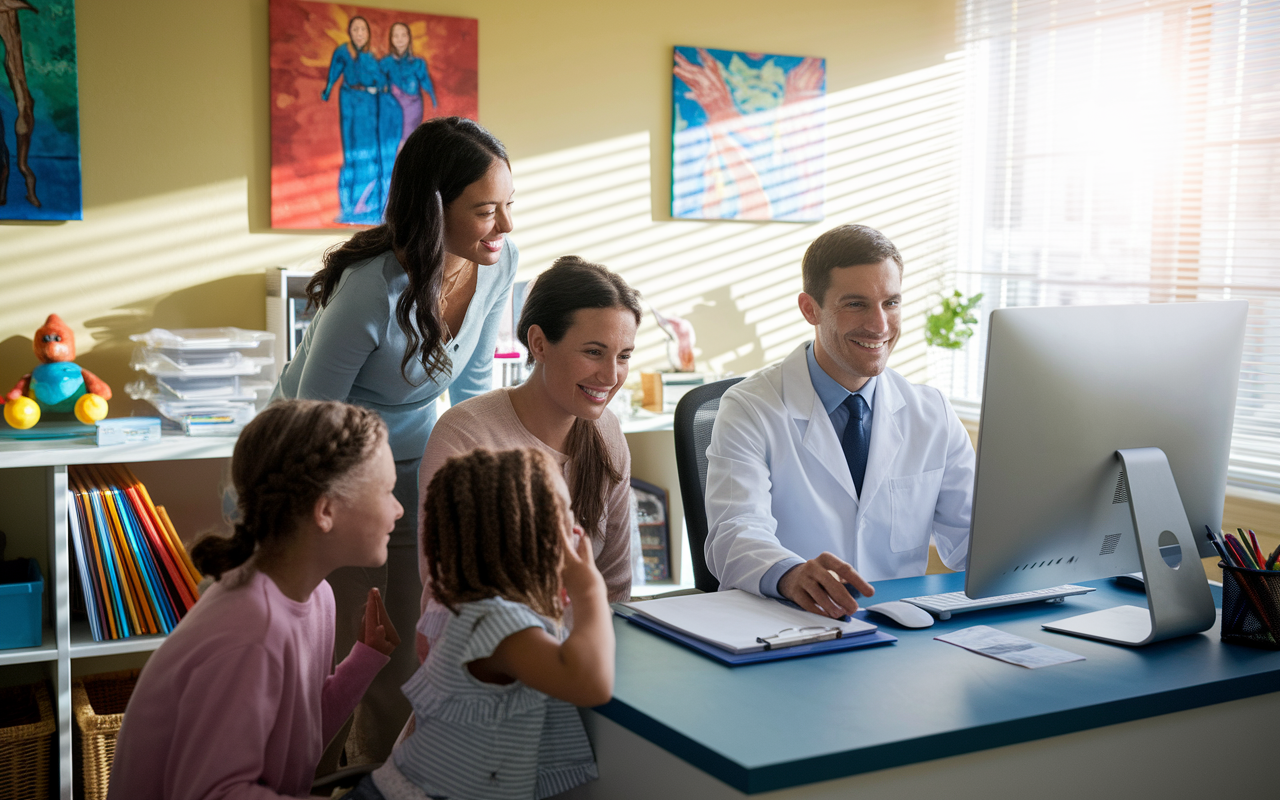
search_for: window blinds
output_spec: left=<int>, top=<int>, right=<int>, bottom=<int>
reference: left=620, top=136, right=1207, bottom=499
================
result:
left=947, top=0, right=1280, bottom=492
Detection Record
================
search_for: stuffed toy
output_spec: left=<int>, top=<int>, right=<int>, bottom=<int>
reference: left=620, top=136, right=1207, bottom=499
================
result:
left=3, top=314, right=111, bottom=429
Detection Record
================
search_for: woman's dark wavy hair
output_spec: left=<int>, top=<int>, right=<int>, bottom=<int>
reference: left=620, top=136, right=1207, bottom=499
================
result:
left=190, top=400, right=386, bottom=580
left=517, top=255, right=641, bottom=541
left=306, top=117, right=509, bottom=384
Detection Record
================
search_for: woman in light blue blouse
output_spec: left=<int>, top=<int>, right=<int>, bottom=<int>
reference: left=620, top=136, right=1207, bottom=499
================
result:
left=273, top=116, right=516, bottom=765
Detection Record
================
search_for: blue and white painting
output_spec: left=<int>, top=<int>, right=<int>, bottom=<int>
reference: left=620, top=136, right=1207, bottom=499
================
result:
left=672, top=46, right=825, bottom=222
left=0, top=0, right=81, bottom=221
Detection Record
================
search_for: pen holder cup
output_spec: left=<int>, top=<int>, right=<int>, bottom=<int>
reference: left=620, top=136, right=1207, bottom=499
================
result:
left=1220, top=563, right=1280, bottom=650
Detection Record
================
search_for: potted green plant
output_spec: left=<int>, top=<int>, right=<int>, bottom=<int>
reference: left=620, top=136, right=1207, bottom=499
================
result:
left=925, top=290, right=984, bottom=350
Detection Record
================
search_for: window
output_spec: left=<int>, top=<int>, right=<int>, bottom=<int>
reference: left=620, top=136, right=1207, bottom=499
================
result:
left=942, top=0, right=1280, bottom=492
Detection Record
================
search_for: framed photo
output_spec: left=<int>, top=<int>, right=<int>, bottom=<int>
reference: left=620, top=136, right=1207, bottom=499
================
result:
left=672, top=46, right=825, bottom=222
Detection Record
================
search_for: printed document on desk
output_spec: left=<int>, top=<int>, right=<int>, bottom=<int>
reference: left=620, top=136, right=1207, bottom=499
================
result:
left=620, top=589, right=877, bottom=654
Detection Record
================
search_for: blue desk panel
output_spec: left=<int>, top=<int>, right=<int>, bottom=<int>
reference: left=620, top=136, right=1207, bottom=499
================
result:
left=597, top=573, right=1280, bottom=794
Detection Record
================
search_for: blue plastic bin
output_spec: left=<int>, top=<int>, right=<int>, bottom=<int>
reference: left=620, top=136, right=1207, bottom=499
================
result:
left=0, top=559, right=44, bottom=649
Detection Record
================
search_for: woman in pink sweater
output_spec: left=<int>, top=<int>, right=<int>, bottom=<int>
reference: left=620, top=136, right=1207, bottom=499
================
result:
left=418, top=256, right=640, bottom=635
left=108, top=400, right=402, bottom=800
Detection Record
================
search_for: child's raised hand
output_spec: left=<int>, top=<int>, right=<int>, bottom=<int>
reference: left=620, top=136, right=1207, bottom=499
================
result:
left=360, top=587, right=400, bottom=657
left=561, top=524, right=605, bottom=604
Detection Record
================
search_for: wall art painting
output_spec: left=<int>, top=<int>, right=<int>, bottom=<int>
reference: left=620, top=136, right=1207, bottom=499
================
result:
left=0, top=0, right=81, bottom=221
left=270, top=0, right=478, bottom=229
left=672, top=46, right=825, bottom=222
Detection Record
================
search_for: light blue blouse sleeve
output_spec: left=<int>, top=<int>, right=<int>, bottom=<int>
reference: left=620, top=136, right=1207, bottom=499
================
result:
left=294, top=265, right=387, bottom=402
left=447, top=243, right=518, bottom=406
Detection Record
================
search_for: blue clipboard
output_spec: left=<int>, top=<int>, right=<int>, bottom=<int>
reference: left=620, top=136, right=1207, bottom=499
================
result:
left=614, top=605, right=897, bottom=665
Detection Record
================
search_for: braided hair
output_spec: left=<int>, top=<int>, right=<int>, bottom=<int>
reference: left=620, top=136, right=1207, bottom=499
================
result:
left=422, top=448, right=568, bottom=620
left=190, top=400, right=387, bottom=580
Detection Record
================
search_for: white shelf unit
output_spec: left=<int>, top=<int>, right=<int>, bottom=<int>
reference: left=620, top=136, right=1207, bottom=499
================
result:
left=0, top=434, right=235, bottom=800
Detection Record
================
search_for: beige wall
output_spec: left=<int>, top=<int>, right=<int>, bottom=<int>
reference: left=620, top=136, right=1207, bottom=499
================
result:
left=0, top=0, right=959, bottom=414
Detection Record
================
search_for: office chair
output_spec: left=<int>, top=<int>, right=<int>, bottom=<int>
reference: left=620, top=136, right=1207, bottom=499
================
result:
left=673, top=377, right=743, bottom=593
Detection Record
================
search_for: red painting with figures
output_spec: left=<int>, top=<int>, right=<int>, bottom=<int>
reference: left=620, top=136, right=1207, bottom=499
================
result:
left=269, top=0, right=478, bottom=229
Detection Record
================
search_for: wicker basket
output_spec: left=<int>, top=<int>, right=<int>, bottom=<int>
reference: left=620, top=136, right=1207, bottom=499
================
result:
left=0, top=681, right=55, bottom=800
left=73, top=669, right=140, bottom=800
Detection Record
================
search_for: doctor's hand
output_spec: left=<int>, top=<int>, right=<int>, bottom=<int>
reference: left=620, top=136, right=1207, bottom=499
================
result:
left=777, top=553, right=874, bottom=619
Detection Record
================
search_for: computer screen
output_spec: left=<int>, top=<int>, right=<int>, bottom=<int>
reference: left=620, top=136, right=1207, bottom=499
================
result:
left=965, top=301, right=1248, bottom=606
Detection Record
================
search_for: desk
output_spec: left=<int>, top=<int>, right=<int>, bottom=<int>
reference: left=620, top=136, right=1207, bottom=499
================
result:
left=565, top=573, right=1280, bottom=798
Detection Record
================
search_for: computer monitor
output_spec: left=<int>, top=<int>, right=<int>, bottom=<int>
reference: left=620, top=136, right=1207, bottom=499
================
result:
left=965, top=300, right=1248, bottom=645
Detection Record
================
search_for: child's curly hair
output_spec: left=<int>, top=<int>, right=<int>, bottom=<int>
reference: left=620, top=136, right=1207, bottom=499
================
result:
left=191, top=399, right=386, bottom=579
left=423, top=448, right=569, bottom=619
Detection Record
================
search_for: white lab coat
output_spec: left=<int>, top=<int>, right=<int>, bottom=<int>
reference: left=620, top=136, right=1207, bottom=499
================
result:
left=705, top=343, right=974, bottom=593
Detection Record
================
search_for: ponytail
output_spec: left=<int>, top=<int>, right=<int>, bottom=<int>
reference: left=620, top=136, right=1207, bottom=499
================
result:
left=563, top=418, right=623, bottom=541
left=191, top=523, right=256, bottom=581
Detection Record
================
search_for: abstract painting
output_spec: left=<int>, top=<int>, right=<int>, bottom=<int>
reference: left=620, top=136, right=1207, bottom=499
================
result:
left=0, top=0, right=80, bottom=222
left=270, top=0, right=478, bottom=229
left=672, top=46, right=825, bottom=222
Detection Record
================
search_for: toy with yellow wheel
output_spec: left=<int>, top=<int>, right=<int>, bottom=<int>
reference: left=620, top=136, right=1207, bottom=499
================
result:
left=4, top=314, right=114, bottom=435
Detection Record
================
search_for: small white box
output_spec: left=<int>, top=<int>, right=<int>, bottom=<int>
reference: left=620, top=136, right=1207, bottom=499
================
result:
left=96, top=417, right=162, bottom=446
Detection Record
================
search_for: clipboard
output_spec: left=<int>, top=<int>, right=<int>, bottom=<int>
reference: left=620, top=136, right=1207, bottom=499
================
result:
left=613, top=603, right=898, bottom=666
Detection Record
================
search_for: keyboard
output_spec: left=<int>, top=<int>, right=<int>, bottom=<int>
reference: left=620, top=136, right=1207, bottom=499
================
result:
left=900, top=585, right=1096, bottom=620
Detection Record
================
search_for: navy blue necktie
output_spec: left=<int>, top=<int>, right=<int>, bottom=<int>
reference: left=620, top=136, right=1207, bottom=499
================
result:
left=841, top=394, right=870, bottom=497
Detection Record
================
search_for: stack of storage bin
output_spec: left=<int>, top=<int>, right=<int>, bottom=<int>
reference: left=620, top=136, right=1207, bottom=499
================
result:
left=125, top=328, right=275, bottom=436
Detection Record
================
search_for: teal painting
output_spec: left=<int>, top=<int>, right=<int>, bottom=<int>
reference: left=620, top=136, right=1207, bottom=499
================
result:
left=0, top=0, right=80, bottom=221
left=672, top=46, right=825, bottom=221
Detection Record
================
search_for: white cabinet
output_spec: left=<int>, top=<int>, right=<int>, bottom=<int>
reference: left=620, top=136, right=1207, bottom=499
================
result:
left=0, top=435, right=234, bottom=800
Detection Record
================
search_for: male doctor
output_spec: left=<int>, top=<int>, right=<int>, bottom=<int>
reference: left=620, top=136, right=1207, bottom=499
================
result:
left=704, top=224, right=975, bottom=618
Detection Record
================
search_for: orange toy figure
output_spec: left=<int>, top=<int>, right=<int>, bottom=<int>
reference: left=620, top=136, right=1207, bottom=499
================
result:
left=3, top=315, right=111, bottom=429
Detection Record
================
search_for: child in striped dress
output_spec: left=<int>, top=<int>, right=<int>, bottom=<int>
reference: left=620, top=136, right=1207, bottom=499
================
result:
left=345, top=448, right=615, bottom=800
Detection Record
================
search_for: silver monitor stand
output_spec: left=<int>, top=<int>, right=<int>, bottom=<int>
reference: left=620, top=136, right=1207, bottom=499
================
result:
left=1043, top=447, right=1217, bottom=645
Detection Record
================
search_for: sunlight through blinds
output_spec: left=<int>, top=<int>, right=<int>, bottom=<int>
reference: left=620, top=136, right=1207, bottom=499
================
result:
left=944, top=0, right=1280, bottom=492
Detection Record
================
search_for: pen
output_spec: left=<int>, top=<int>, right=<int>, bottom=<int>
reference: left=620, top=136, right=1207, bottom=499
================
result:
left=1206, top=528, right=1233, bottom=568
left=1268, top=544, right=1280, bottom=571
left=1242, top=528, right=1265, bottom=568
left=1206, top=527, right=1234, bottom=567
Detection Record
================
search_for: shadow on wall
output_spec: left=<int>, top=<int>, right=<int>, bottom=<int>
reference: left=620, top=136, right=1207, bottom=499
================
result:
left=681, top=285, right=767, bottom=376
left=0, top=336, right=37, bottom=396
left=68, top=274, right=267, bottom=416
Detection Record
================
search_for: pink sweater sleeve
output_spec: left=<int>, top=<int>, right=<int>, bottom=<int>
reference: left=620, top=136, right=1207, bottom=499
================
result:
left=321, top=641, right=390, bottom=745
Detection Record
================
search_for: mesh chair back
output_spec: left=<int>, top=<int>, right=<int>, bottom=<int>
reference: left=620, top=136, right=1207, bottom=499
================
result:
left=673, top=377, right=743, bottom=592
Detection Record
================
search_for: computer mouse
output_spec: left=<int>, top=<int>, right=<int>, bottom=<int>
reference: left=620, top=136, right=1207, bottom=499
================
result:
left=865, top=601, right=935, bottom=629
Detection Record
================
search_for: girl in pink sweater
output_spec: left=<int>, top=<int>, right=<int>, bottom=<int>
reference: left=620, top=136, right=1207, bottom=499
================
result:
left=108, top=400, right=403, bottom=800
